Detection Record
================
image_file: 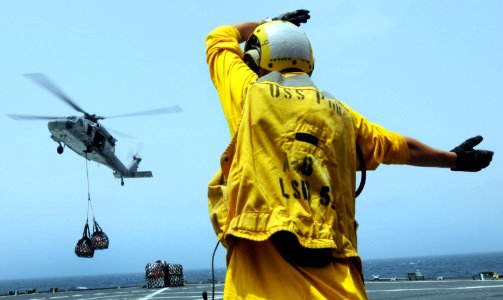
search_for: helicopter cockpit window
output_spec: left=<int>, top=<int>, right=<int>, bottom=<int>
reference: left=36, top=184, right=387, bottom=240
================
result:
left=108, top=137, right=116, bottom=147
left=94, top=131, right=105, bottom=151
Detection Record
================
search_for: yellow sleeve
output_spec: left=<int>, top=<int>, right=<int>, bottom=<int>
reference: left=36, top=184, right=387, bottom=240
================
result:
left=206, top=25, right=258, bottom=136
left=343, top=103, right=410, bottom=170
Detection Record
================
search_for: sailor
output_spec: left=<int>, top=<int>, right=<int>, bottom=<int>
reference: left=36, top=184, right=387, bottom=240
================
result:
left=205, top=9, right=493, bottom=299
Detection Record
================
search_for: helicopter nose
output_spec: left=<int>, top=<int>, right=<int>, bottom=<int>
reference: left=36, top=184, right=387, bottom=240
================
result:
left=47, top=120, right=57, bottom=130
left=48, top=120, right=74, bottom=133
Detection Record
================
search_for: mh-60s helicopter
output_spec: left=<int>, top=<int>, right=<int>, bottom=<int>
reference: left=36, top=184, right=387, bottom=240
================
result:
left=8, top=73, right=182, bottom=186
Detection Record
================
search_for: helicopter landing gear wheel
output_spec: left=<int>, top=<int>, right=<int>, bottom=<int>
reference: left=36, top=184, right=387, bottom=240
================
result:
left=57, top=144, right=64, bottom=154
left=121, top=178, right=124, bottom=186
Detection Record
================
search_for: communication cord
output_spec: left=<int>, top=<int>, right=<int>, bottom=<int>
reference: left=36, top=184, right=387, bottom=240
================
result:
left=202, top=240, right=220, bottom=300
left=211, top=240, right=220, bottom=300
left=355, top=143, right=366, bottom=198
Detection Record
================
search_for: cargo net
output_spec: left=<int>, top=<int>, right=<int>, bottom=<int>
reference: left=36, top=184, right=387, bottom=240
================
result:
left=75, top=222, right=94, bottom=258
left=145, top=261, right=184, bottom=288
left=91, top=220, right=109, bottom=250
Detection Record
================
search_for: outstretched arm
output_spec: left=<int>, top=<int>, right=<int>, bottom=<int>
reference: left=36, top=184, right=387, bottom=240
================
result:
left=405, top=137, right=456, bottom=168
left=405, top=136, right=493, bottom=171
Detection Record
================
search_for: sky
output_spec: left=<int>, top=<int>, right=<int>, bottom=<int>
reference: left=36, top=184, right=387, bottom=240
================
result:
left=0, top=1, right=501, bottom=280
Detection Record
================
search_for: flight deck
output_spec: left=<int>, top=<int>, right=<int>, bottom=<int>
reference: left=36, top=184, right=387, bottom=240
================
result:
left=2, top=279, right=503, bottom=299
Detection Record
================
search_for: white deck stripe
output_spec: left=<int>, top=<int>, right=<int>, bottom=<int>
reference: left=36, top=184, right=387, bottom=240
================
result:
left=141, top=287, right=169, bottom=299
left=367, top=284, right=503, bottom=293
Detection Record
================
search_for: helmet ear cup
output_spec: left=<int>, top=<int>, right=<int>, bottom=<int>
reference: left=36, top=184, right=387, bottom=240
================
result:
left=244, top=49, right=260, bottom=75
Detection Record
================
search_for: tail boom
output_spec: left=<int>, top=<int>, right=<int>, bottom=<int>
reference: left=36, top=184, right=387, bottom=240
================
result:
left=113, top=170, right=153, bottom=178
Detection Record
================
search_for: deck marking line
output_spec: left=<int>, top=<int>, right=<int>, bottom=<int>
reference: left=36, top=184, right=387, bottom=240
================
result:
left=141, top=287, right=169, bottom=299
left=367, top=284, right=503, bottom=293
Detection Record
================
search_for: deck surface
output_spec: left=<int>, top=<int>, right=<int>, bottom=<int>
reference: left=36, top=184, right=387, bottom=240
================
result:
left=2, top=279, right=503, bottom=299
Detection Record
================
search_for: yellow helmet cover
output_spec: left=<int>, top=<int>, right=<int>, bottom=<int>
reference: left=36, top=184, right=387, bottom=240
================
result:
left=245, top=21, right=314, bottom=74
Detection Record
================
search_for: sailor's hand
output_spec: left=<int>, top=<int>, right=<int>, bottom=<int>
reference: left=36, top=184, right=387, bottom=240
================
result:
left=451, top=135, right=493, bottom=172
left=271, top=9, right=310, bottom=26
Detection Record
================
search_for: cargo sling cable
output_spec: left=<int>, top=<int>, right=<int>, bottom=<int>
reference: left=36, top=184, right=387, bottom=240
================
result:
left=85, top=153, right=95, bottom=229
left=75, top=153, right=109, bottom=257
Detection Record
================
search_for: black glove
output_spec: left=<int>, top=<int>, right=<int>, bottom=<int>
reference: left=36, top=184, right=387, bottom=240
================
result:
left=272, top=9, right=310, bottom=26
left=451, top=135, right=494, bottom=172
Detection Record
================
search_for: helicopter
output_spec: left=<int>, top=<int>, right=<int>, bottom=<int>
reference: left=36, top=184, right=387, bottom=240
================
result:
left=8, top=73, right=182, bottom=186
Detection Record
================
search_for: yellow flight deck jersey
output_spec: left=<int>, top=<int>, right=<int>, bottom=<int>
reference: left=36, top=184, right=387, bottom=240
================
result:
left=206, top=25, right=410, bottom=300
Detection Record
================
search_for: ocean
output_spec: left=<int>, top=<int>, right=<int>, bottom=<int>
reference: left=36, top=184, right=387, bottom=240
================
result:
left=1, top=252, right=502, bottom=295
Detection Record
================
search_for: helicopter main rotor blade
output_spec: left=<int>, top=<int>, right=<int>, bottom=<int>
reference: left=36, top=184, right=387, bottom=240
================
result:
left=24, top=73, right=90, bottom=116
left=7, top=114, right=63, bottom=121
left=107, top=126, right=136, bottom=139
left=104, top=105, right=183, bottom=119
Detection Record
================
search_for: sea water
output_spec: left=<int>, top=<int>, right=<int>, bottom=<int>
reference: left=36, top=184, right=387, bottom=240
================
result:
left=363, top=251, right=503, bottom=279
left=1, top=252, right=502, bottom=294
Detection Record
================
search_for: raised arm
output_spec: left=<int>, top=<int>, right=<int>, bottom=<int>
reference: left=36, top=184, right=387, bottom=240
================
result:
left=232, top=9, right=311, bottom=43
left=233, top=22, right=261, bottom=43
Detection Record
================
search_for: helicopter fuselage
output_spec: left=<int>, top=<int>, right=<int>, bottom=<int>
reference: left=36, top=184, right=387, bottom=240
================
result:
left=48, top=116, right=129, bottom=176
left=8, top=73, right=166, bottom=185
